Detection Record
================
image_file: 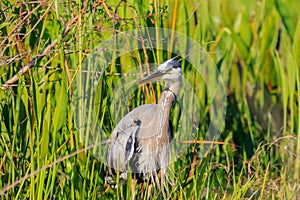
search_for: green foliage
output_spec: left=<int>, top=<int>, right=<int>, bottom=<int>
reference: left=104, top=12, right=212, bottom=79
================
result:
left=0, top=0, right=299, bottom=199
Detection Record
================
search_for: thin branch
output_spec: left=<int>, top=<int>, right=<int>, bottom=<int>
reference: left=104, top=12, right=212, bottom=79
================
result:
left=0, top=3, right=43, bottom=56
left=2, top=0, right=90, bottom=90
left=1, top=39, right=58, bottom=90
left=0, top=140, right=111, bottom=196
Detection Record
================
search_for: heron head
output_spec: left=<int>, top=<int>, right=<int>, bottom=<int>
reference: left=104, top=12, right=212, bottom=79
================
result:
left=138, top=59, right=182, bottom=85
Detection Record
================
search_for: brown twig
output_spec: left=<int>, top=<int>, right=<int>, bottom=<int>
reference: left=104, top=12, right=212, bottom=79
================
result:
left=101, top=0, right=115, bottom=22
left=177, top=140, right=235, bottom=146
left=168, top=0, right=178, bottom=59
left=188, top=147, right=197, bottom=179
left=1, top=39, right=58, bottom=90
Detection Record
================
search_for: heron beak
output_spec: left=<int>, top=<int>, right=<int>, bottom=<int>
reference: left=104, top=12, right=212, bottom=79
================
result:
left=138, top=70, right=165, bottom=85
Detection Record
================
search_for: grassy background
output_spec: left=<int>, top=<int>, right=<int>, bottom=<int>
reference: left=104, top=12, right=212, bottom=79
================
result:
left=0, top=0, right=300, bottom=199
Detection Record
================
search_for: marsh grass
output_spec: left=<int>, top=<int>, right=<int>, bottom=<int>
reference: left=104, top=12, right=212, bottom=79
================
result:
left=0, top=0, right=300, bottom=199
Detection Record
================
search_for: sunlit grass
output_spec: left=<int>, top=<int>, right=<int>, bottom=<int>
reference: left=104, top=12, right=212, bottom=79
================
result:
left=0, top=0, right=299, bottom=199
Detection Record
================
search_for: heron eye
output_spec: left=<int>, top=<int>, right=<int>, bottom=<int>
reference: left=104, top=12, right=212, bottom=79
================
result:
left=166, top=68, right=173, bottom=73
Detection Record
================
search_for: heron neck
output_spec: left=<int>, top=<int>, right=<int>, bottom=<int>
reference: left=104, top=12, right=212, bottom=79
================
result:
left=156, top=79, right=180, bottom=106
left=154, top=90, right=175, bottom=140
left=165, top=79, right=182, bottom=98
left=148, top=80, right=181, bottom=143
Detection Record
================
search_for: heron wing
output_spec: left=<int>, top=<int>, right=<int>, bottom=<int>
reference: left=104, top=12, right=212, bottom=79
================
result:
left=106, top=104, right=157, bottom=172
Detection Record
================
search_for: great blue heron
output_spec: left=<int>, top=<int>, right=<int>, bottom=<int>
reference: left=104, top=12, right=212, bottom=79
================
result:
left=105, top=59, right=182, bottom=190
